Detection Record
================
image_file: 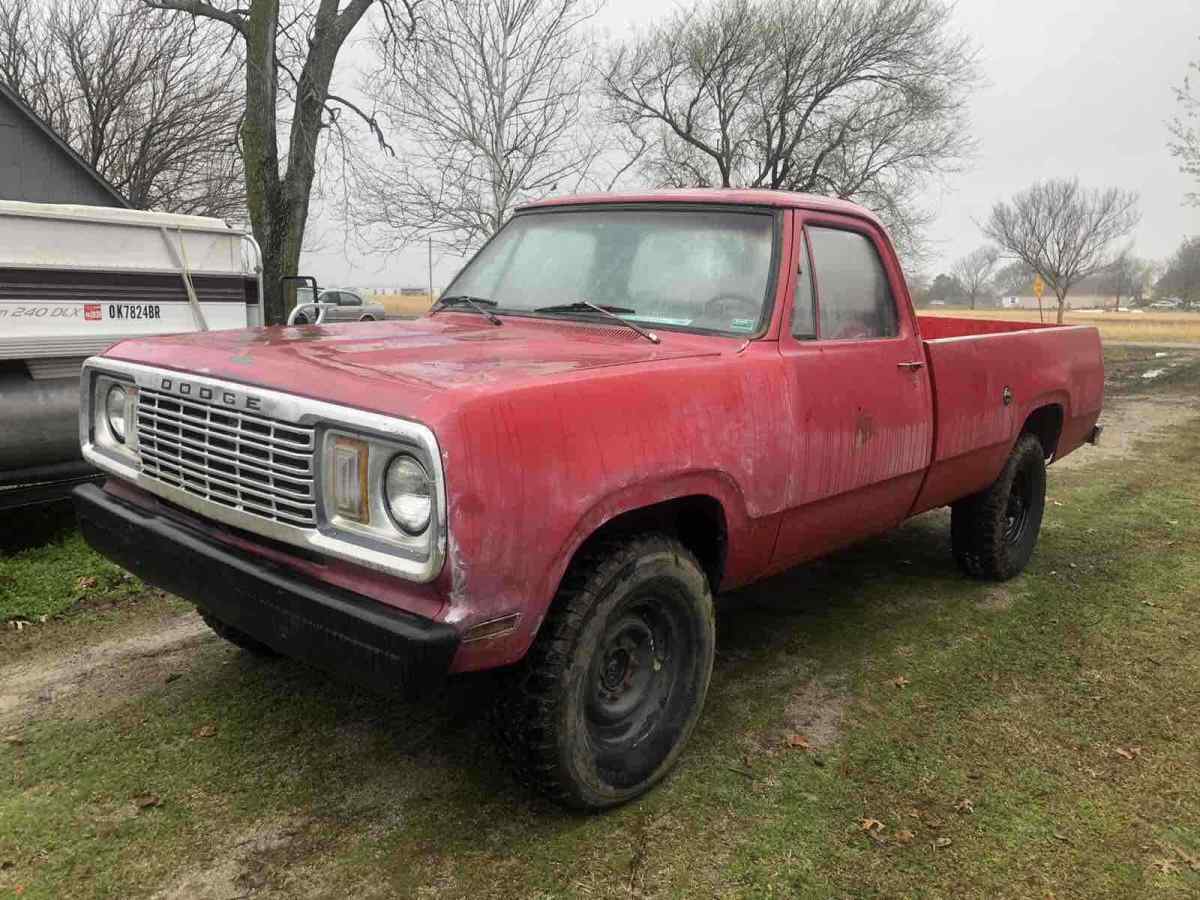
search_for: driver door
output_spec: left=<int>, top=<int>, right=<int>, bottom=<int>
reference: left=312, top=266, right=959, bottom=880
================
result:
left=770, top=211, right=934, bottom=569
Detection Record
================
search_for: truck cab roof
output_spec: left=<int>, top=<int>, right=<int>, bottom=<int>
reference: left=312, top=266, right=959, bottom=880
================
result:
left=520, top=188, right=885, bottom=226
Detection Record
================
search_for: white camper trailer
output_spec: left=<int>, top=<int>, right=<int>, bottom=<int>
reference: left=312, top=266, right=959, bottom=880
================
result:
left=0, top=201, right=263, bottom=508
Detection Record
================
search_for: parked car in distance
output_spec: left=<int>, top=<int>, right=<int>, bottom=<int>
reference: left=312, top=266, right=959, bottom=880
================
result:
left=291, top=287, right=386, bottom=324
left=74, top=189, right=1104, bottom=811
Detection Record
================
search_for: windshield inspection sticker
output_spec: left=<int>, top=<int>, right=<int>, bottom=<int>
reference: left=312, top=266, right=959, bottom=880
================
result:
left=730, top=318, right=756, bottom=331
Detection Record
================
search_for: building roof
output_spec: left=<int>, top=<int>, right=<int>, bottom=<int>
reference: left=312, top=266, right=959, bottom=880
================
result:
left=0, top=81, right=131, bottom=209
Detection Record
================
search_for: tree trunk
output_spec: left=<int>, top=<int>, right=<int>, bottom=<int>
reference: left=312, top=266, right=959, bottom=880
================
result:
left=1056, top=291, right=1067, bottom=325
left=241, top=0, right=287, bottom=323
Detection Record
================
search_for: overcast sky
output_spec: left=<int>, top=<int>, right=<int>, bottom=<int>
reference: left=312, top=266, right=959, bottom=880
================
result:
left=302, top=0, right=1200, bottom=289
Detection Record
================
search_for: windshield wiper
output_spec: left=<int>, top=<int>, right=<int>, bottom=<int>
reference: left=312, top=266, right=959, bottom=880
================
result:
left=532, top=300, right=660, bottom=344
left=430, top=294, right=502, bottom=325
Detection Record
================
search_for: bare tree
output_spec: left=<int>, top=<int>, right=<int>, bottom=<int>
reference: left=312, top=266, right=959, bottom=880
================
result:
left=0, top=0, right=243, bottom=218
left=1168, top=41, right=1199, bottom=206
left=1101, top=247, right=1148, bottom=309
left=350, top=0, right=601, bottom=255
left=951, top=245, right=998, bottom=310
left=982, top=179, right=1140, bottom=324
left=1156, top=236, right=1200, bottom=307
left=993, top=259, right=1034, bottom=299
left=142, top=0, right=419, bottom=324
left=602, top=0, right=978, bottom=256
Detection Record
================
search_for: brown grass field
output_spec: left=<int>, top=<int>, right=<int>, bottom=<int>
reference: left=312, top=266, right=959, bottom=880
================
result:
left=921, top=306, right=1200, bottom=344
left=373, top=292, right=434, bottom=318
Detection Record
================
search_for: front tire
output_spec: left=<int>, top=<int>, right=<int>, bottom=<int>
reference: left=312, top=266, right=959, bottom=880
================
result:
left=951, top=433, right=1047, bottom=581
left=496, top=534, right=715, bottom=810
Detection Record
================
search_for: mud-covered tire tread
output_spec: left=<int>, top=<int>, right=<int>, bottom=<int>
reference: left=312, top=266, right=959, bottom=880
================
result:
left=493, top=532, right=711, bottom=810
left=951, top=433, right=1047, bottom=581
left=201, top=612, right=279, bottom=657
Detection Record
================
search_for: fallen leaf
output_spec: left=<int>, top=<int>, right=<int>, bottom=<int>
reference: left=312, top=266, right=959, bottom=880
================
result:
left=193, top=724, right=217, bottom=739
left=165, top=673, right=182, bottom=684
left=892, top=675, right=911, bottom=688
left=933, top=837, right=953, bottom=849
left=955, top=798, right=975, bottom=814
left=859, top=818, right=885, bottom=833
left=133, top=793, right=162, bottom=810
left=1150, top=858, right=1179, bottom=875
left=894, top=829, right=915, bottom=845
left=1115, top=746, right=1142, bottom=760
left=1053, top=832, right=1071, bottom=843
left=786, top=734, right=811, bottom=750
left=75, top=576, right=97, bottom=592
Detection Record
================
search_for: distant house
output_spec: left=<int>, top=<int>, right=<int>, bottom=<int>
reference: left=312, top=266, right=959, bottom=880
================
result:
left=0, top=82, right=129, bottom=207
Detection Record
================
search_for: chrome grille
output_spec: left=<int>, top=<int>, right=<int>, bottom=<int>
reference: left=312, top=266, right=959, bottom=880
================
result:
left=135, top=388, right=317, bottom=527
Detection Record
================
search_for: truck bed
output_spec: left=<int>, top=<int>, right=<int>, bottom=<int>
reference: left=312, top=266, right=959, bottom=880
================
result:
left=911, top=315, right=1105, bottom=514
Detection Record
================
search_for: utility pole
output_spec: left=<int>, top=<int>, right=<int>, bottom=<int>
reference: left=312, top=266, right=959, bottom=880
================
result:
left=427, top=236, right=434, bottom=302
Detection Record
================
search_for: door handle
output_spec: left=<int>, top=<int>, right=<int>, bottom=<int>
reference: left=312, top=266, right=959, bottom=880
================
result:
left=897, top=361, right=925, bottom=371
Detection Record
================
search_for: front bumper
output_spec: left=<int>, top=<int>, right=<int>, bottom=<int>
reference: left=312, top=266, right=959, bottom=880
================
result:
left=73, top=483, right=459, bottom=695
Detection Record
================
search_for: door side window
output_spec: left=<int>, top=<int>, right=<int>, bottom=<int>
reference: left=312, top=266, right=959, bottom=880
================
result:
left=792, top=232, right=816, bottom=339
left=340, top=292, right=362, bottom=307
left=808, top=227, right=898, bottom=341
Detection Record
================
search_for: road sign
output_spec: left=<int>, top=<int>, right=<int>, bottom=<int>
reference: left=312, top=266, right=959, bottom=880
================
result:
left=1033, top=274, right=1045, bottom=299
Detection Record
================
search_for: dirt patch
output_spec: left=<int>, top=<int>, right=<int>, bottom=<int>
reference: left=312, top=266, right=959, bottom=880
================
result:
left=1055, top=395, right=1200, bottom=472
left=977, top=587, right=1014, bottom=612
left=152, top=816, right=328, bottom=900
left=0, top=611, right=211, bottom=731
left=779, top=678, right=847, bottom=751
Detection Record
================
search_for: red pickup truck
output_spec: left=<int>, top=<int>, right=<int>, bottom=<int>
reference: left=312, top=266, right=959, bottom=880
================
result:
left=74, top=190, right=1104, bottom=810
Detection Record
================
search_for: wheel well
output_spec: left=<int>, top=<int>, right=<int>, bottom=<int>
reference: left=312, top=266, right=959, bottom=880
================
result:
left=569, top=495, right=728, bottom=591
left=1021, top=404, right=1063, bottom=459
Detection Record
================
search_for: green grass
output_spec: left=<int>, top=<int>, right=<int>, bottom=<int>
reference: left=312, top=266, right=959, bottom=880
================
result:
left=3, top=353, right=1200, bottom=897
left=0, top=527, right=143, bottom=622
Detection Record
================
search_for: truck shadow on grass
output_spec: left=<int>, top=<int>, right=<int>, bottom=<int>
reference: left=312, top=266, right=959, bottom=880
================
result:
left=148, top=511, right=960, bottom=826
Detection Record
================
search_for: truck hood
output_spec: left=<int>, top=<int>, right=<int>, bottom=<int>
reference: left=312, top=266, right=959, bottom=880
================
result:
left=103, top=313, right=724, bottom=423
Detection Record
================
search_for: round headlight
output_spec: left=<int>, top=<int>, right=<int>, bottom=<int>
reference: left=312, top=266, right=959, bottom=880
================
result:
left=384, top=455, right=432, bottom=535
left=105, top=384, right=127, bottom=443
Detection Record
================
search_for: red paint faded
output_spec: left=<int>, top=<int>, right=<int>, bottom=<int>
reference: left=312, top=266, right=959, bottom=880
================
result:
left=97, top=190, right=1104, bottom=675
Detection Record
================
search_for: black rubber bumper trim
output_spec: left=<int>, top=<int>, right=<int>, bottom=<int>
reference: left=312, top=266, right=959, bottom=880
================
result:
left=73, top=483, right=459, bottom=695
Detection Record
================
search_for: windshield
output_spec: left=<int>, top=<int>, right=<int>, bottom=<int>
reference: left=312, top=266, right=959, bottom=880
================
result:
left=444, top=208, right=778, bottom=336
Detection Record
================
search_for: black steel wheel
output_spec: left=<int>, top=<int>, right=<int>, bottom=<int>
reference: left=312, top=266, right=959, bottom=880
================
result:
left=495, top=533, right=715, bottom=810
left=951, top=433, right=1047, bottom=581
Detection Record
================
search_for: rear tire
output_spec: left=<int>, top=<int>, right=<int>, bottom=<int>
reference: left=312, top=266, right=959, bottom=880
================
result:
left=495, top=534, right=715, bottom=811
left=951, top=433, right=1047, bottom=581
left=201, top=612, right=278, bottom=658
left=293, top=313, right=309, bottom=325
left=361, top=315, right=375, bottom=321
